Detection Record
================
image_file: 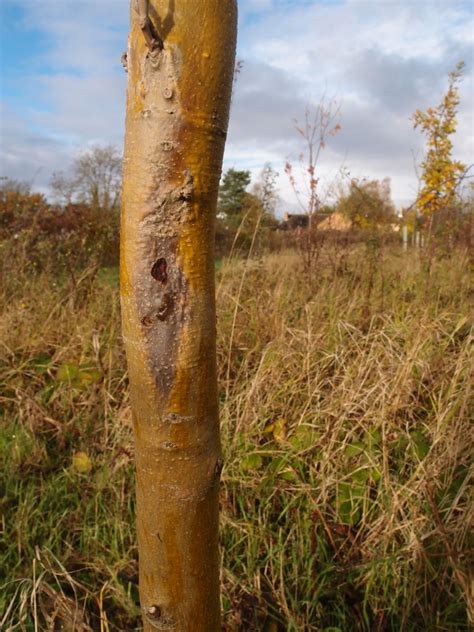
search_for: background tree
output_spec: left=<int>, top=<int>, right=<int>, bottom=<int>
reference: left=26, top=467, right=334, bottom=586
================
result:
left=337, top=177, right=396, bottom=230
left=215, top=165, right=279, bottom=256
left=284, top=99, right=341, bottom=274
left=0, top=184, right=119, bottom=274
left=252, top=163, right=279, bottom=220
left=412, top=62, right=467, bottom=240
left=51, top=144, right=122, bottom=212
left=215, top=168, right=251, bottom=256
left=0, top=176, right=31, bottom=195
left=239, top=164, right=279, bottom=240
left=285, top=99, right=341, bottom=229
left=120, top=1, right=237, bottom=630
left=217, top=168, right=251, bottom=220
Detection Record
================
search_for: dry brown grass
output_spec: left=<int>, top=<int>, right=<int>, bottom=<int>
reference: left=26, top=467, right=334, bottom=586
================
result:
left=1, top=243, right=472, bottom=630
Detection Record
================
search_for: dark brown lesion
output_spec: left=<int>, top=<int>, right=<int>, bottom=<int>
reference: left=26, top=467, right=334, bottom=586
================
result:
left=140, top=294, right=173, bottom=327
left=151, top=258, right=168, bottom=285
left=141, top=315, right=154, bottom=328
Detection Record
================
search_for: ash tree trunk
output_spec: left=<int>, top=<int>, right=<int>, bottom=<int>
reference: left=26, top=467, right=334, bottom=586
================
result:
left=120, top=2, right=237, bottom=630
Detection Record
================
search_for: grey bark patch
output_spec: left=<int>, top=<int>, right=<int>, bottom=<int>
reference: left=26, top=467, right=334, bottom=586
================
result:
left=156, top=293, right=173, bottom=321
left=134, top=239, right=188, bottom=406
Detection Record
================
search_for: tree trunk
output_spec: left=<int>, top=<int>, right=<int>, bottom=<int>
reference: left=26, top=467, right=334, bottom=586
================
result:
left=120, top=2, right=237, bottom=630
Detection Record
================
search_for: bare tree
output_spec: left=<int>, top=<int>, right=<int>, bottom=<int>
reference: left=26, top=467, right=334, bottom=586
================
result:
left=284, top=98, right=341, bottom=273
left=285, top=99, right=341, bottom=229
left=0, top=177, right=31, bottom=195
left=252, top=163, right=279, bottom=217
left=50, top=145, right=122, bottom=211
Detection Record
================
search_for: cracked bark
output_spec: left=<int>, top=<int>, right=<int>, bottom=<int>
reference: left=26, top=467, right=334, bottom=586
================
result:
left=120, top=2, right=237, bottom=630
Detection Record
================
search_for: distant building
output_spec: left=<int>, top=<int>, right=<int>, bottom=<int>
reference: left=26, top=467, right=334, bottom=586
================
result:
left=281, top=211, right=351, bottom=232
left=317, top=212, right=352, bottom=231
left=281, top=212, right=309, bottom=230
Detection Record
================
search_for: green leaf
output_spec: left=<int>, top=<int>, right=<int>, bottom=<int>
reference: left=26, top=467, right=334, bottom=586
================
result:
left=94, top=467, right=109, bottom=490
left=365, top=427, right=382, bottom=449
left=370, top=467, right=382, bottom=482
left=56, top=363, right=80, bottom=382
left=410, top=430, right=430, bottom=460
left=56, top=363, right=102, bottom=390
left=344, top=441, right=365, bottom=458
left=241, top=453, right=263, bottom=472
left=32, top=354, right=52, bottom=374
left=350, top=467, right=370, bottom=484
left=280, top=468, right=298, bottom=482
left=288, top=426, right=320, bottom=451
left=272, top=418, right=287, bottom=443
left=77, top=366, right=102, bottom=387
left=336, top=482, right=365, bottom=525
left=72, top=451, right=92, bottom=474
left=267, top=456, right=298, bottom=481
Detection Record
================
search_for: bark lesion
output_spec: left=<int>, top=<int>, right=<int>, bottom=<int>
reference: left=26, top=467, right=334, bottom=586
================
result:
left=145, top=603, right=176, bottom=630
left=164, top=412, right=194, bottom=424
left=151, top=257, right=168, bottom=284
left=176, top=170, right=194, bottom=202
left=135, top=246, right=188, bottom=401
left=156, top=293, right=173, bottom=321
left=141, top=170, right=195, bottom=235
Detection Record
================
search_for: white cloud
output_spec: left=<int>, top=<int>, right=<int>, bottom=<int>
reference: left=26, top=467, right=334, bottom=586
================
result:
left=0, top=103, right=70, bottom=193
left=231, top=0, right=474, bottom=205
left=1, top=0, right=472, bottom=206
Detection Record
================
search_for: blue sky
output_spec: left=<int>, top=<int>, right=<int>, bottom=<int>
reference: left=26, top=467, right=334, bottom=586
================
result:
left=1, top=0, right=473, bottom=208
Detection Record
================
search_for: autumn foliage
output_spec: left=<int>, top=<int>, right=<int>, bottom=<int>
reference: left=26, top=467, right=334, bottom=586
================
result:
left=0, top=186, right=119, bottom=275
left=412, top=62, right=466, bottom=219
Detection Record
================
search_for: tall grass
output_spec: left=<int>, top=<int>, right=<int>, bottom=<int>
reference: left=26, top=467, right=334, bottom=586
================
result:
left=1, top=244, right=472, bottom=630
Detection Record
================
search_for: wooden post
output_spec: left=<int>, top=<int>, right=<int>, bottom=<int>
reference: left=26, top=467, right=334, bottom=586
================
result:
left=402, top=224, right=408, bottom=251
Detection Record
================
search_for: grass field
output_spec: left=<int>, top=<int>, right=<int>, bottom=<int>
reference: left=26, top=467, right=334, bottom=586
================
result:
left=1, top=244, right=472, bottom=631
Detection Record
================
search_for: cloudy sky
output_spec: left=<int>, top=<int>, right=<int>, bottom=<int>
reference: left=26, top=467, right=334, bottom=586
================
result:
left=0, top=0, right=473, bottom=210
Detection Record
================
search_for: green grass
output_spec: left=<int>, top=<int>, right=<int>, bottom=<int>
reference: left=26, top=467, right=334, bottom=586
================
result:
left=1, top=244, right=472, bottom=630
left=97, top=265, right=120, bottom=288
